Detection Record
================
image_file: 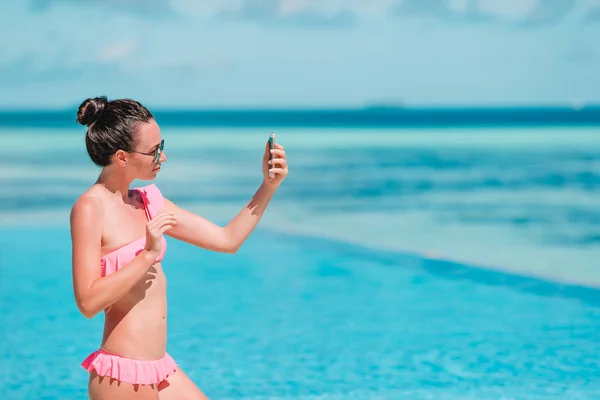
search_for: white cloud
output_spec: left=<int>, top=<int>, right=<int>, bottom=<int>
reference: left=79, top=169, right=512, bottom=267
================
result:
left=168, top=0, right=399, bottom=24
left=447, top=0, right=470, bottom=15
left=476, top=0, right=539, bottom=21
left=97, top=40, right=140, bottom=63
left=276, top=0, right=397, bottom=17
left=166, top=0, right=224, bottom=17
left=391, top=0, right=595, bottom=25
left=279, top=0, right=315, bottom=16
left=24, top=0, right=600, bottom=27
left=30, top=0, right=175, bottom=16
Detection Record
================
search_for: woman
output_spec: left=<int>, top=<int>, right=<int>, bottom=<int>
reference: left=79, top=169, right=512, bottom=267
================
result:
left=70, top=96, right=288, bottom=400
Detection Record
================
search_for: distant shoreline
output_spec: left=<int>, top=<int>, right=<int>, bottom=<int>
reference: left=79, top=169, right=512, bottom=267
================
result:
left=1, top=105, right=600, bottom=128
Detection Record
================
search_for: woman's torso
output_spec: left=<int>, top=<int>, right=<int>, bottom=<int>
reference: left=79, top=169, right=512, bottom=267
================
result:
left=95, top=187, right=168, bottom=361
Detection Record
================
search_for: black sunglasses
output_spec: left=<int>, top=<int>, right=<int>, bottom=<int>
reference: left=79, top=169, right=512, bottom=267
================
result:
left=131, top=139, right=164, bottom=164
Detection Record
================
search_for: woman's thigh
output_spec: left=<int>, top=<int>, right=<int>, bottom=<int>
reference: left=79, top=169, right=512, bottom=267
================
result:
left=158, top=367, right=209, bottom=400
left=88, top=371, right=159, bottom=400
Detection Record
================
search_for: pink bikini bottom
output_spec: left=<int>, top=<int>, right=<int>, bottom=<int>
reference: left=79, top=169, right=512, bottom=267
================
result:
left=81, top=349, right=178, bottom=385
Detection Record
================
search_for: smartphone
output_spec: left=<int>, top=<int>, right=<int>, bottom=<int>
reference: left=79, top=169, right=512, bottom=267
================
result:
left=268, top=132, right=276, bottom=178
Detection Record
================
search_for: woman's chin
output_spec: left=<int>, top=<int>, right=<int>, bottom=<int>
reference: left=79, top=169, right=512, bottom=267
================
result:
left=141, top=167, right=161, bottom=180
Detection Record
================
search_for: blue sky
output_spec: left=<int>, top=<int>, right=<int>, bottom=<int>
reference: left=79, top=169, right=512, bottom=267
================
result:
left=1, top=0, right=600, bottom=109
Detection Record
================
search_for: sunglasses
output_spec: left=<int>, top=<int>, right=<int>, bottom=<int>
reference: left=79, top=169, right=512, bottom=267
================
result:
left=131, top=139, right=164, bottom=164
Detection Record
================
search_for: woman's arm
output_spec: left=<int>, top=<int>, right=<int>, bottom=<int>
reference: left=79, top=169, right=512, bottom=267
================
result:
left=163, top=182, right=275, bottom=253
left=163, top=141, right=289, bottom=254
left=70, top=196, right=161, bottom=318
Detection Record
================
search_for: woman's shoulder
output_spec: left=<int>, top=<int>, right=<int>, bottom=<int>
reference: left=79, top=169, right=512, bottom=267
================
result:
left=70, top=184, right=116, bottom=220
left=70, top=190, right=105, bottom=225
left=134, top=183, right=164, bottom=200
left=134, top=183, right=165, bottom=213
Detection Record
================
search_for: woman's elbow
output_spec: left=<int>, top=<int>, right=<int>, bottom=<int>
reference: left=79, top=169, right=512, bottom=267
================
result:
left=219, top=243, right=239, bottom=254
left=76, top=299, right=99, bottom=319
left=220, top=240, right=241, bottom=254
left=214, top=236, right=241, bottom=254
left=225, top=246, right=239, bottom=254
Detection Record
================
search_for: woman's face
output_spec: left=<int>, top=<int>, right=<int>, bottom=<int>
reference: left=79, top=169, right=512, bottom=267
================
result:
left=128, top=119, right=167, bottom=180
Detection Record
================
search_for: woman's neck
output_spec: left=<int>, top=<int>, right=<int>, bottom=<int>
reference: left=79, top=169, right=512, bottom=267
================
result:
left=96, top=167, right=134, bottom=203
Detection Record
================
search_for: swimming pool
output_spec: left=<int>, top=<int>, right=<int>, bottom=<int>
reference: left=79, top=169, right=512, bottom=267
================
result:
left=2, top=225, right=600, bottom=399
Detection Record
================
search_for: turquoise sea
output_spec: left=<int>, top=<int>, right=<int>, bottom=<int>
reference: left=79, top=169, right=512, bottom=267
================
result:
left=2, top=110, right=600, bottom=399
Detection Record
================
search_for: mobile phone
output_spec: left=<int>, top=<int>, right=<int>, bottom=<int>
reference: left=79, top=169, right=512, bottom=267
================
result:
left=268, top=132, right=276, bottom=178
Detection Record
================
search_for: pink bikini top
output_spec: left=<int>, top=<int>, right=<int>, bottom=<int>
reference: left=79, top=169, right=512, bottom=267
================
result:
left=100, top=184, right=167, bottom=277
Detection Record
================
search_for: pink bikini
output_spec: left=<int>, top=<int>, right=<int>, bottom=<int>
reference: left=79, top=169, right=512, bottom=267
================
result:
left=81, top=184, right=177, bottom=386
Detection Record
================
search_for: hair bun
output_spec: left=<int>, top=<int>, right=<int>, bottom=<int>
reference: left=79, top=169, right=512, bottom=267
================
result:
left=76, top=96, right=108, bottom=126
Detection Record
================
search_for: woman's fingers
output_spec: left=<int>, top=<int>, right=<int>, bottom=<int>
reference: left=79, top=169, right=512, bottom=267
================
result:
left=158, top=224, right=174, bottom=235
left=268, top=167, right=288, bottom=176
left=270, top=149, right=286, bottom=158
left=268, top=157, right=287, bottom=167
left=148, top=212, right=177, bottom=232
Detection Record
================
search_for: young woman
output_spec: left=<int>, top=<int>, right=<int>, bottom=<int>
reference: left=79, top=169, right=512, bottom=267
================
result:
left=70, top=96, right=288, bottom=400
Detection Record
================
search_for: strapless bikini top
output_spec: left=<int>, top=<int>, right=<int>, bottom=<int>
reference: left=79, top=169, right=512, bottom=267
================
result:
left=100, top=184, right=167, bottom=277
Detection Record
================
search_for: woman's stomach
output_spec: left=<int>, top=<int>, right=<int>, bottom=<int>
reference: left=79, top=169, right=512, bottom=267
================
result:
left=100, top=262, right=168, bottom=360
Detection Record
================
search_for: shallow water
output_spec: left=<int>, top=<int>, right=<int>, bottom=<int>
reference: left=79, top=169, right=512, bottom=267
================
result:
left=1, top=126, right=599, bottom=285
left=2, top=227, right=600, bottom=399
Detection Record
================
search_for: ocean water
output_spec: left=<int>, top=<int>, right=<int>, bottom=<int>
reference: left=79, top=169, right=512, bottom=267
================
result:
left=2, top=123, right=600, bottom=399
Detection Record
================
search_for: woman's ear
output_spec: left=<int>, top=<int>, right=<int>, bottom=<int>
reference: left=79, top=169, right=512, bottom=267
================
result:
left=114, top=149, right=129, bottom=167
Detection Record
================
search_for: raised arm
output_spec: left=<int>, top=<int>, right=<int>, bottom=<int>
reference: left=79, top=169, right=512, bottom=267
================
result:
left=163, top=183, right=275, bottom=253
left=163, top=141, right=288, bottom=254
left=70, top=197, right=173, bottom=318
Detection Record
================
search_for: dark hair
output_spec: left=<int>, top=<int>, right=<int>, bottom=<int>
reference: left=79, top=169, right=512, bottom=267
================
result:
left=76, top=96, right=154, bottom=167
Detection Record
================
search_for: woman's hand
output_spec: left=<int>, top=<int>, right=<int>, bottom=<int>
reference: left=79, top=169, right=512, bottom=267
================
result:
left=262, top=141, right=289, bottom=188
left=144, top=212, right=177, bottom=255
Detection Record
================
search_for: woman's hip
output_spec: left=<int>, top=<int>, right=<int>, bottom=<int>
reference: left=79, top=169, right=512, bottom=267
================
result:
left=82, top=348, right=178, bottom=386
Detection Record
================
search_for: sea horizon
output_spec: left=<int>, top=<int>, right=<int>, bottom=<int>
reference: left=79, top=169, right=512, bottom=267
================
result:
left=1, top=104, right=600, bottom=128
